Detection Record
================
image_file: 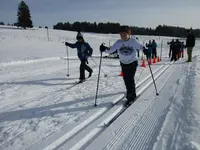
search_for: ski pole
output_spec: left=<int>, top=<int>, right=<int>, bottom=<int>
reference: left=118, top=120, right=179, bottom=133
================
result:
left=147, top=60, right=159, bottom=96
left=135, top=67, right=145, bottom=83
left=94, top=52, right=103, bottom=106
left=90, top=57, right=107, bottom=77
left=66, top=46, right=70, bottom=77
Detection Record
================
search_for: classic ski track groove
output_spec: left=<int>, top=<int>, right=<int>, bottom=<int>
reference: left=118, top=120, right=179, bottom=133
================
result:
left=152, top=63, right=189, bottom=150
left=124, top=66, right=178, bottom=150
left=41, top=63, right=169, bottom=150
left=104, top=64, right=177, bottom=150
left=0, top=78, right=103, bottom=149
left=69, top=62, right=173, bottom=150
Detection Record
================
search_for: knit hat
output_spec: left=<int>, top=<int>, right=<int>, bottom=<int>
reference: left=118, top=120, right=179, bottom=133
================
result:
left=76, top=31, right=83, bottom=40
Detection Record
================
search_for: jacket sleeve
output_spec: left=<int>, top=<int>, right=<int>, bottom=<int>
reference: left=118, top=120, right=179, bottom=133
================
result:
left=66, top=42, right=78, bottom=48
left=86, top=43, right=93, bottom=56
left=134, top=39, right=144, bottom=50
left=105, top=40, right=120, bottom=54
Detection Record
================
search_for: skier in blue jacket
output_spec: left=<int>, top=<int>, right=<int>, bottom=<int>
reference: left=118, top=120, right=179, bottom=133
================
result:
left=146, top=40, right=153, bottom=60
left=65, top=32, right=93, bottom=82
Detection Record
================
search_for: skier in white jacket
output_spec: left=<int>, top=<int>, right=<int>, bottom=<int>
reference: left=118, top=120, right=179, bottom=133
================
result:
left=100, top=26, right=146, bottom=106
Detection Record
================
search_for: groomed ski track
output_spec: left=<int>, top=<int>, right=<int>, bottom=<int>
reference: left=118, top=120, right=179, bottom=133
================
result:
left=25, top=58, right=175, bottom=150
left=0, top=54, right=170, bottom=150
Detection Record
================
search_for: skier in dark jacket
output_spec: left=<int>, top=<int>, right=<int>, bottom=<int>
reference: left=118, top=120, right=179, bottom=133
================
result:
left=171, top=39, right=181, bottom=61
left=65, top=32, right=93, bottom=82
left=167, top=39, right=175, bottom=58
left=146, top=40, right=153, bottom=60
left=152, top=39, right=157, bottom=59
left=186, top=30, right=195, bottom=62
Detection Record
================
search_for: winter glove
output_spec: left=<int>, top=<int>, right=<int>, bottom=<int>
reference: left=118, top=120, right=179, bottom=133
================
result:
left=100, top=43, right=108, bottom=52
left=65, top=42, right=69, bottom=46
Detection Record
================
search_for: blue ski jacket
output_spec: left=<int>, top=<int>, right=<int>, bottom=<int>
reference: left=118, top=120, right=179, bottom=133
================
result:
left=66, top=41, right=93, bottom=61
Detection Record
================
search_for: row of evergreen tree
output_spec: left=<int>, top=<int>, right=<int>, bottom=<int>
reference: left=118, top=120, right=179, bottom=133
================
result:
left=53, top=22, right=200, bottom=38
left=2, top=0, right=200, bottom=38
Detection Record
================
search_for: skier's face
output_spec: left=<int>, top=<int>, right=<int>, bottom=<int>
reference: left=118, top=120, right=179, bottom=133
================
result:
left=77, top=39, right=83, bottom=42
left=120, top=32, right=130, bottom=40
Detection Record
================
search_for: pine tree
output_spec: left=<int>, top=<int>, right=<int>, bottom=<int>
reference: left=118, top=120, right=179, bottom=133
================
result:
left=17, top=0, right=33, bottom=28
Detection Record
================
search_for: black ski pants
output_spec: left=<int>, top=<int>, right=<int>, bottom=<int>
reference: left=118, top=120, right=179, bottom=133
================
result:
left=80, top=60, right=93, bottom=80
left=121, top=61, right=138, bottom=101
left=152, top=48, right=157, bottom=59
left=171, top=50, right=178, bottom=62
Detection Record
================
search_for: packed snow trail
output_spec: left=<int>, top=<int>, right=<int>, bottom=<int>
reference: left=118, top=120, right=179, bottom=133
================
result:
left=1, top=27, right=199, bottom=150
left=38, top=61, right=170, bottom=150
left=86, top=55, right=200, bottom=150
left=0, top=54, right=169, bottom=150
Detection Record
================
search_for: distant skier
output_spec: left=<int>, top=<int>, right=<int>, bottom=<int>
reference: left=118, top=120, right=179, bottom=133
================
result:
left=171, top=39, right=181, bottom=61
left=65, top=31, right=93, bottom=83
left=99, top=26, right=145, bottom=107
left=186, top=29, right=196, bottom=62
left=152, top=39, right=157, bottom=59
left=146, top=40, right=153, bottom=60
left=167, top=39, right=175, bottom=58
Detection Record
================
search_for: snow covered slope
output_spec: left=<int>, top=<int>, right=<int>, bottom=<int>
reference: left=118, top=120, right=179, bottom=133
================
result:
left=0, top=27, right=200, bottom=150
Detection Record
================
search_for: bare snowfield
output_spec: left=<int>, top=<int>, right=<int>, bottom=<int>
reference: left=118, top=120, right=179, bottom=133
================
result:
left=0, top=27, right=200, bottom=150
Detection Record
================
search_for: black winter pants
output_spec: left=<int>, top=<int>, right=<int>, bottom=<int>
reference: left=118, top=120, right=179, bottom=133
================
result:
left=152, top=48, right=157, bottom=59
left=121, top=61, right=138, bottom=101
left=80, top=61, right=93, bottom=80
left=171, top=50, right=178, bottom=62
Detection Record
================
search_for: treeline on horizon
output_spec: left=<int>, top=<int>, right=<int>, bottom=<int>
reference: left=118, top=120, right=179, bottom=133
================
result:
left=53, top=21, right=200, bottom=38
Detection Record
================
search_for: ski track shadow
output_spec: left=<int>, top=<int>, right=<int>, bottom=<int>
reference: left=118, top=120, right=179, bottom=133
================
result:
left=0, top=77, right=78, bottom=86
left=0, top=92, right=124, bottom=122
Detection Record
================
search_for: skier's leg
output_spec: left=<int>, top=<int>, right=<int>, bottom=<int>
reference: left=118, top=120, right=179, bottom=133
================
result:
left=121, top=61, right=138, bottom=102
left=85, top=62, right=93, bottom=78
left=188, top=47, right=193, bottom=62
left=187, top=48, right=190, bottom=61
left=80, top=61, right=86, bottom=80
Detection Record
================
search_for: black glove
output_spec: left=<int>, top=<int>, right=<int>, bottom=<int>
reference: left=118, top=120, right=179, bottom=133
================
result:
left=100, top=43, right=108, bottom=52
left=65, top=42, right=69, bottom=46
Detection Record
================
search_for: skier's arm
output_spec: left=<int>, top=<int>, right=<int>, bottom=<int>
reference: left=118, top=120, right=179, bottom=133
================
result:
left=105, top=40, right=120, bottom=54
left=65, top=42, right=78, bottom=48
left=135, top=40, right=144, bottom=51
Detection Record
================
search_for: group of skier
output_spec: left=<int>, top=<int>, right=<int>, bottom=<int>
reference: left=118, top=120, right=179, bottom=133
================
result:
left=168, top=30, right=196, bottom=62
left=168, top=39, right=185, bottom=61
left=64, top=26, right=195, bottom=107
left=145, top=39, right=158, bottom=60
left=65, top=26, right=146, bottom=106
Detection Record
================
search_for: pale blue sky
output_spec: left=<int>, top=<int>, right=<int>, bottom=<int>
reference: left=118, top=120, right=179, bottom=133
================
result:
left=0, top=0, right=199, bottom=29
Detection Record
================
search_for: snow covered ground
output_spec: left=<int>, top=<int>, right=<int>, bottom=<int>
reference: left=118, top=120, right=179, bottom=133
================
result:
left=0, top=27, right=200, bottom=150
